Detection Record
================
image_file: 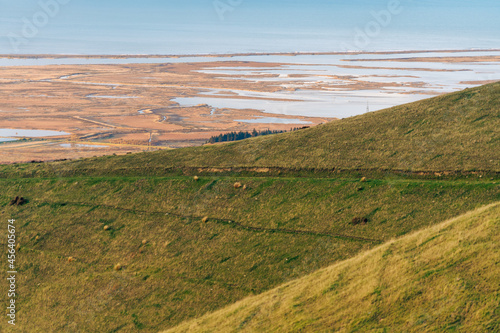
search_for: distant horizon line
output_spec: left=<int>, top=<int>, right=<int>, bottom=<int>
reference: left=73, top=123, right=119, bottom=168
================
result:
left=1, top=48, right=500, bottom=59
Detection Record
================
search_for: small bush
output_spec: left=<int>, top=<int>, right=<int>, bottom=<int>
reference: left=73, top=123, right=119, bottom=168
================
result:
left=9, top=196, right=27, bottom=206
left=351, top=217, right=368, bottom=225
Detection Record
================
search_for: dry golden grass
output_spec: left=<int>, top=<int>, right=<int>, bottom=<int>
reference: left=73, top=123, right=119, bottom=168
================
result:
left=166, top=202, right=500, bottom=333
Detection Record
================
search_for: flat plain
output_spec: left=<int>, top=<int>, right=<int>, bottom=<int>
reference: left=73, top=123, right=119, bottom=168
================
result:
left=1, top=50, right=499, bottom=164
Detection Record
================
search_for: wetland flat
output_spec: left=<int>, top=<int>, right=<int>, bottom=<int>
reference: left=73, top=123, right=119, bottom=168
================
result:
left=1, top=50, right=499, bottom=163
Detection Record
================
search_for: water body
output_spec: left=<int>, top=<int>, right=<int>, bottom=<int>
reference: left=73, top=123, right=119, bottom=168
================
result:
left=0, top=138, right=18, bottom=142
left=86, top=94, right=138, bottom=99
left=235, top=117, right=312, bottom=124
left=59, top=73, right=87, bottom=79
left=0, top=128, right=71, bottom=137
left=198, top=65, right=475, bottom=92
left=173, top=89, right=426, bottom=118
left=0, top=56, right=235, bottom=67
left=174, top=52, right=500, bottom=118
left=59, top=143, right=109, bottom=148
left=1, top=51, right=500, bottom=67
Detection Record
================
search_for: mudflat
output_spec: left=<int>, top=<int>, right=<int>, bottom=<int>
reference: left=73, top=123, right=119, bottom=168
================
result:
left=0, top=61, right=330, bottom=163
left=1, top=51, right=499, bottom=164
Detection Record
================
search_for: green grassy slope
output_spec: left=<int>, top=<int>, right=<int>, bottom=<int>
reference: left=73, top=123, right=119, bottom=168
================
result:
left=2, top=82, right=498, bottom=179
left=1, top=176, right=497, bottom=332
left=165, top=202, right=500, bottom=333
left=0, top=83, right=498, bottom=332
left=158, top=82, right=499, bottom=172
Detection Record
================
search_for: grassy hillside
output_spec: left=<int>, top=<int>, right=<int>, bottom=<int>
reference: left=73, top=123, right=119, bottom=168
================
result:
left=165, top=202, right=500, bottom=333
left=1, top=176, right=497, bottom=332
left=0, top=83, right=498, bottom=332
left=1, top=81, right=498, bottom=179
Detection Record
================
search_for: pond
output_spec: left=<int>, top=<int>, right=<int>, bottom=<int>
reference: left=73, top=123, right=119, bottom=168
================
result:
left=234, top=117, right=312, bottom=124
left=0, top=128, right=71, bottom=137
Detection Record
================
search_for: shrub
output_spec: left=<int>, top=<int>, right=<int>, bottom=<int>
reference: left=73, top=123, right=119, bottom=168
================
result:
left=351, top=217, right=368, bottom=225
left=9, top=196, right=27, bottom=206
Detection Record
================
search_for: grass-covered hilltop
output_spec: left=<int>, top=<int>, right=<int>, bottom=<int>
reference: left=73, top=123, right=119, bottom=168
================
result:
left=0, top=82, right=499, bottom=332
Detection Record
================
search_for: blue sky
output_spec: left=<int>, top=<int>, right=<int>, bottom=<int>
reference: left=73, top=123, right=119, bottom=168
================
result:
left=0, top=0, right=498, bottom=54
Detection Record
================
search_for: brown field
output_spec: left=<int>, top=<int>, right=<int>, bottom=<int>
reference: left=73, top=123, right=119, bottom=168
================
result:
left=1, top=51, right=498, bottom=164
left=0, top=61, right=331, bottom=164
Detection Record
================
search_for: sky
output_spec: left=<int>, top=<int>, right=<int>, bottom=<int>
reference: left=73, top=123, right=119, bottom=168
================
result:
left=0, top=0, right=499, bottom=54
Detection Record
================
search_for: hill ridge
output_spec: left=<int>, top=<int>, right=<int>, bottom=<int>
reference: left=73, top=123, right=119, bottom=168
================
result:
left=2, top=82, right=498, bottom=179
left=165, top=202, right=500, bottom=332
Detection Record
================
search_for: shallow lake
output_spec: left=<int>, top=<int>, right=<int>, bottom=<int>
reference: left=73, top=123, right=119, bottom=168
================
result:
left=0, top=128, right=71, bottom=137
left=174, top=89, right=427, bottom=118
left=234, top=117, right=312, bottom=124
left=59, top=143, right=109, bottom=148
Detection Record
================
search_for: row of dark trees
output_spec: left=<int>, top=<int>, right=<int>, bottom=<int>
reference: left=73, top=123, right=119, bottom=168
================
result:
left=207, top=127, right=309, bottom=144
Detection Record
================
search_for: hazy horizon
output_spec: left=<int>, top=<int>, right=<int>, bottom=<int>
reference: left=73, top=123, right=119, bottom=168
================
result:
left=1, top=0, right=499, bottom=55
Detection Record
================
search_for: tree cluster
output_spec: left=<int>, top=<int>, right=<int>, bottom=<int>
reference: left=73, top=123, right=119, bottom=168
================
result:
left=207, top=127, right=309, bottom=144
